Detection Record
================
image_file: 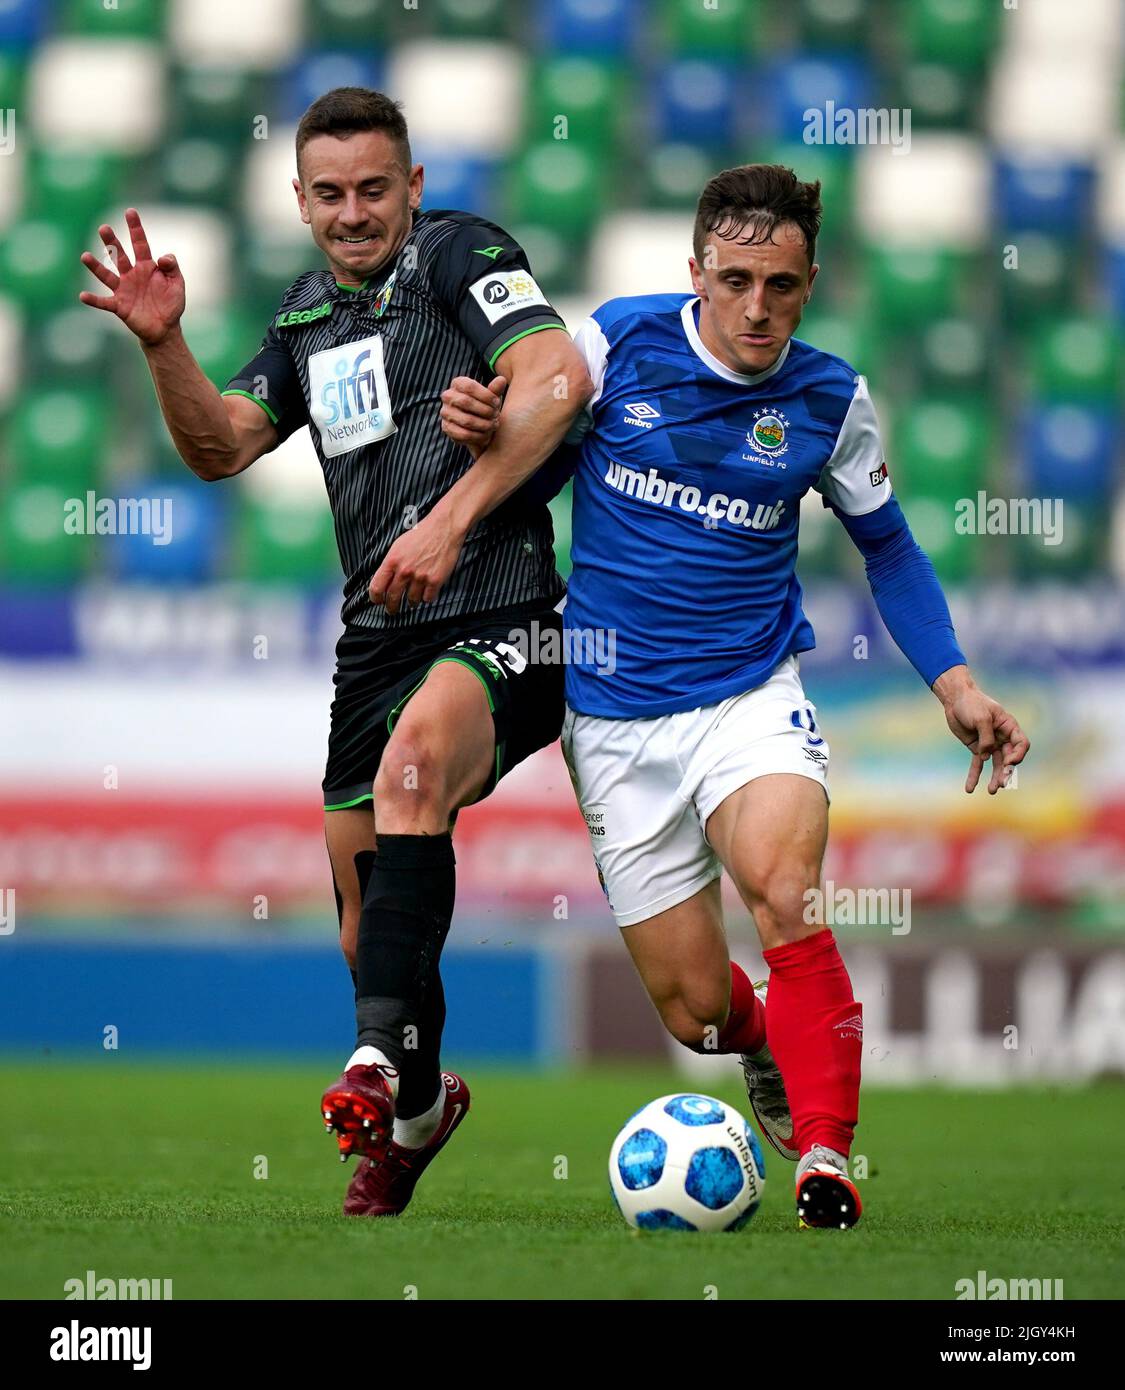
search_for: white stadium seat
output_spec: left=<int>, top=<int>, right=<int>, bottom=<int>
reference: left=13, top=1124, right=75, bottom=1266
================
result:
left=1002, top=0, right=1122, bottom=59
left=855, top=136, right=989, bottom=247
left=989, top=53, right=1118, bottom=157
left=243, top=426, right=324, bottom=502
left=0, top=297, right=22, bottom=410
left=243, top=125, right=307, bottom=244
left=0, top=138, right=25, bottom=232
left=91, top=205, right=231, bottom=312
left=29, top=41, right=164, bottom=153
left=169, top=0, right=302, bottom=68
left=388, top=42, right=526, bottom=155
left=1096, top=141, right=1125, bottom=241
left=588, top=212, right=696, bottom=304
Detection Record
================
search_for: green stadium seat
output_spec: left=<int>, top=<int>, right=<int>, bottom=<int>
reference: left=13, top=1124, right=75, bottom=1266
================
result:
left=30, top=306, right=115, bottom=382
left=233, top=495, right=339, bottom=583
left=549, top=485, right=573, bottom=580
left=306, top=0, right=398, bottom=46
left=760, top=143, right=855, bottom=253
left=996, top=232, right=1073, bottom=332
left=244, top=237, right=324, bottom=324
left=0, top=51, right=26, bottom=112
left=916, top=319, right=991, bottom=395
left=182, top=309, right=263, bottom=390
left=796, top=308, right=882, bottom=379
left=509, top=142, right=603, bottom=238
left=171, top=65, right=267, bottom=140
left=7, top=385, right=109, bottom=490
left=864, top=245, right=965, bottom=330
left=897, top=492, right=979, bottom=583
left=795, top=0, right=870, bottom=50
left=895, top=398, right=991, bottom=497
left=61, top=0, right=167, bottom=37
left=506, top=222, right=586, bottom=297
left=1032, top=316, right=1121, bottom=402
left=526, top=58, right=623, bottom=151
left=1013, top=502, right=1105, bottom=579
left=159, top=137, right=240, bottom=208
left=906, top=0, right=999, bottom=68
left=665, top=0, right=758, bottom=55
left=645, top=142, right=726, bottom=210
left=0, top=483, right=92, bottom=583
left=894, top=61, right=976, bottom=129
left=433, top=0, right=510, bottom=38
left=25, top=149, right=122, bottom=239
left=0, top=218, right=81, bottom=313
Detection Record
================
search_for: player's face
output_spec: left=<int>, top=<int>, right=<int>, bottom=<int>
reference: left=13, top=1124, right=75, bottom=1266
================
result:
left=294, top=131, right=424, bottom=285
left=689, top=222, right=818, bottom=375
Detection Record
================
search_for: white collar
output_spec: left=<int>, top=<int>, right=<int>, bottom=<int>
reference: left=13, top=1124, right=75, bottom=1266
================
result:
left=680, top=297, right=791, bottom=385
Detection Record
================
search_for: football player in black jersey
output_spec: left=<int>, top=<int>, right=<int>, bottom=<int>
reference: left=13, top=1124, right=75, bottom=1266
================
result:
left=79, top=88, right=593, bottom=1216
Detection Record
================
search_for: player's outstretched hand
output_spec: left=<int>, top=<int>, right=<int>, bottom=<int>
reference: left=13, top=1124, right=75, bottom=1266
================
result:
left=79, top=208, right=185, bottom=347
left=938, top=677, right=1030, bottom=794
left=440, top=375, right=506, bottom=459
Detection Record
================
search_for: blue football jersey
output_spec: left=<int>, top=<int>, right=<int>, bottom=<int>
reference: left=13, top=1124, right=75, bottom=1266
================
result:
left=564, top=293, right=892, bottom=718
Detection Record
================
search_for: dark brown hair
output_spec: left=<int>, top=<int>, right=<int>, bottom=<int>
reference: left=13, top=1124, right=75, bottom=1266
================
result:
left=693, top=164, right=823, bottom=266
left=295, top=87, right=411, bottom=178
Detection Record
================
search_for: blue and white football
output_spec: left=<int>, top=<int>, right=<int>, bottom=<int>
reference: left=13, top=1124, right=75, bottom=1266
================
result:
left=609, top=1093, right=766, bottom=1233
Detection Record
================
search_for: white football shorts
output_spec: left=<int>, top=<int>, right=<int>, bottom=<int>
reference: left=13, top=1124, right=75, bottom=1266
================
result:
left=560, top=655, right=829, bottom=927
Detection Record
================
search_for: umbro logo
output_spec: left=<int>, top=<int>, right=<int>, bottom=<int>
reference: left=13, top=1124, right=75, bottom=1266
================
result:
left=472, top=246, right=504, bottom=260
left=624, top=401, right=660, bottom=429
left=834, top=1012, right=864, bottom=1040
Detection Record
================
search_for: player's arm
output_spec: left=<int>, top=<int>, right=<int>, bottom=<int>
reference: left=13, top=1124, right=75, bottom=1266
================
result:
left=429, top=327, right=591, bottom=519
left=79, top=208, right=296, bottom=481
left=371, top=330, right=591, bottom=610
left=369, top=220, right=593, bottom=611
left=439, top=373, right=584, bottom=506
left=819, top=377, right=1030, bottom=794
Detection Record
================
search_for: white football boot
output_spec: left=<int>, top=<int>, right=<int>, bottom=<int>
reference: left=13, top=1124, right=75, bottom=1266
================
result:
left=739, top=981, right=798, bottom=1161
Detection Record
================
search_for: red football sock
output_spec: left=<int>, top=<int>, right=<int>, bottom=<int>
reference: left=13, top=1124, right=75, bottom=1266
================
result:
left=706, top=962, right=767, bottom=1055
left=761, top=929, right=862, bottom=1158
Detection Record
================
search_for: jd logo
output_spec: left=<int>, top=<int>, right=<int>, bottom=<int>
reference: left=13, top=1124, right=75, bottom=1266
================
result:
left=483, top=280, right=510, bottom=305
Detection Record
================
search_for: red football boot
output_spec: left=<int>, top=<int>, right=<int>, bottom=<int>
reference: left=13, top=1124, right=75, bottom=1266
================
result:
left=343, top=1072, right=470, bottom=1217
left=320, top=1060, right=398, bottom=1164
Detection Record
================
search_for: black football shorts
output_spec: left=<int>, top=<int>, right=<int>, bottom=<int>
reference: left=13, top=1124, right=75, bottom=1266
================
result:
left=322, top=597, right=565, bottom=812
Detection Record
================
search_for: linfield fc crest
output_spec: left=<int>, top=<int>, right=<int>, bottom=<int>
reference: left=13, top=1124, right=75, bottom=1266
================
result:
left=745, top=407, right=790, bottom=460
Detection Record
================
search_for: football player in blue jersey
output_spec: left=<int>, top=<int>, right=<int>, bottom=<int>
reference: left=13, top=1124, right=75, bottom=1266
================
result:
left=431, top=165, right=1029, bottom=1229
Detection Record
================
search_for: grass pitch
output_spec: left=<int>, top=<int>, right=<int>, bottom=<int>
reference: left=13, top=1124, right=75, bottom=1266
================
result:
left=1, top=1061, right=1122, bottom=1301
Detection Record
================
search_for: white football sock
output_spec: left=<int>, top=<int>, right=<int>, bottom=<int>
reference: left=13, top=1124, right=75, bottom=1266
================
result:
left=393, top=1082, right=445, bottom=1150
left=345, top=1045, right=399, bottom=1099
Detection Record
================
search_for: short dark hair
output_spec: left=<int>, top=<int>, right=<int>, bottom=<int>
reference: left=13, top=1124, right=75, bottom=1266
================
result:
left=693, top=164, right=822, bottom=266
left=295, top=87, right=412, bottom=178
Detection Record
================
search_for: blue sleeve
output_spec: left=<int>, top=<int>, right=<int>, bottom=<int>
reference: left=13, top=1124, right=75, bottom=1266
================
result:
left=834, top=496, right=966, bottom=687
left=510, top=441, right=579, bottom=506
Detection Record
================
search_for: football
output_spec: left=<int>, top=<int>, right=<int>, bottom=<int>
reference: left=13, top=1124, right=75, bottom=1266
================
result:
left=609, top=1093, right=766, bottom=1232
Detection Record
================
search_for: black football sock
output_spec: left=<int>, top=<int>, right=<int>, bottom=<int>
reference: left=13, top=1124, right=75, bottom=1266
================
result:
left=354, top=833, right=455, bottom=1073
left=395, top=969, right=446, bottom=1121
